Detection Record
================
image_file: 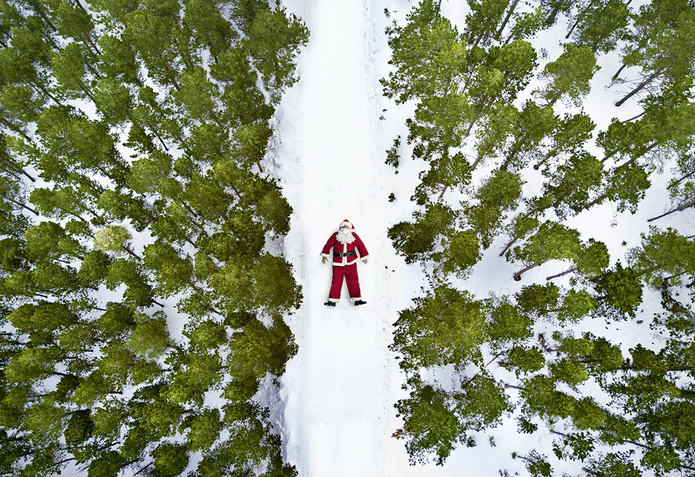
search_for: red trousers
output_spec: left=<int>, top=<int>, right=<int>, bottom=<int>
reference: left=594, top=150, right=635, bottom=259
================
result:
left=328, top=264, right=362, bottom=302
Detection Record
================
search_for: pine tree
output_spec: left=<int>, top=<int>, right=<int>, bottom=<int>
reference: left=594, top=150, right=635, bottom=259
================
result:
left=464, top=0, right=513, bottom=49
left=394, top=380, right=466, bottom=465
left=541, top=151, right=605, bottom=218
left=97, top=33, right=141, bottom=84
left=546, top=239, right=610, bottom=281
left=391, top=286, right=487, bottom=371
left=614, top=0, right=695, bottom=106
left=587, top=161, right=651, bottom=213
left=510, top=221, right=583, bottom=281
left=122, top=4, right=185, bottom=89
left=381, top=0, right=466, bottom=104
left=463, top=169, right=523, bottom=248
left=388, top=202, right=456, bottom=264
left=627, top=226, right=695, bottom=288
left=498, top=100, right=557, bottom=171
left=590, top=263, right=643, bottom=318
left=0, top=1, right=304, bottom=475
left=534, top=111, right=595, bottom=170
left=567, top=0, right=631, bottom=54
left=244, top=6, right=309, bottom=99
left=50, top=42, right=96, bottom=102
left=535, top=43, right=598, bottom=107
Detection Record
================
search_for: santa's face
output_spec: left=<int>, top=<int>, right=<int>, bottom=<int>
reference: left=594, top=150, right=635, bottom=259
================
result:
left=336, top=225, right=355, bottom=244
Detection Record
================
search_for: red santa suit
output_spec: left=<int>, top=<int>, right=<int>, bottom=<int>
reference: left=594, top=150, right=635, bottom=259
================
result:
left=321, top=220, right=369, bottom=304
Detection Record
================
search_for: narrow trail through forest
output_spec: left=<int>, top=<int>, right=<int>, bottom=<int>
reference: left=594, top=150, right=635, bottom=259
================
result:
left=270, top=1, right=498, bottom=475
left=271, top=0, right=395, bottom=475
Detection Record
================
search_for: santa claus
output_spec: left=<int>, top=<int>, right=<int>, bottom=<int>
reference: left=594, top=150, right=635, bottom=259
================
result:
left=321, top=219, right=369, bottom=306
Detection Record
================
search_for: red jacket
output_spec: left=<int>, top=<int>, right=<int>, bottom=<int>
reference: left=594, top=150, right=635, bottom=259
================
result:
left=321, top=232, right=369, bottom=266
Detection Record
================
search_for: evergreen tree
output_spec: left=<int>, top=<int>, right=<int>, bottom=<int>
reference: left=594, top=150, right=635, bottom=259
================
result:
left=498, top=100, right=557, bottom=171
left=510, top=221, right=583, bottom=281
left=546, top=239, right=610, bottom=281
left=463, top=39, right=537, bottom=136
left=627, top=226, right=695, bottom=288
left=614, top=0, right=695, bottom=106
left=534, top=111, right=595, bottom=170
left=535, top=43, right=598, bottom=107
left=541, top=151, right=605, bottom=219
left=463, top=168, right=523, bottom=248
left=381, top=0, right=466, bottom=104
left=97, top=33, right=141, bottom=85
left=392, top=285, right=487, bottom=371
left=244, top=6, right=309, bottom=99
left=464, top=0, right=513, bottom=49
left=388, top=202, right=456, bottom=264
left=567, top=0, right=631, bottom=53
left=183, top=0, right=236, bottom=62
left=651, top=153, right=695, bottom=221
left=0, top=1, right=304, bottom=475
left=587, top=161, right=651, bottom=213
left=122, top=2, right=185, bottom=89
left=590, top=263, right=643, bottom=318
left=50, top=42, right=96, bottom=102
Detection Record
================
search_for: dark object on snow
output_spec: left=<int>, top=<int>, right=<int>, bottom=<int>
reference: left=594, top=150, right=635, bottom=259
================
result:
left=354, top=300, right=367, bottom=306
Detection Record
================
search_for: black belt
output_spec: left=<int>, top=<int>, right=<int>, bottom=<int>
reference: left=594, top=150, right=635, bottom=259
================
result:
left=334, top=251, right=357, bottom=257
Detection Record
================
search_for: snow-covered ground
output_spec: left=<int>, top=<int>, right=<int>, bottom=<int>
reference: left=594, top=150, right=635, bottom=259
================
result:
left=267, top=0, right=692, bottom=476
left=268, top=0, right=444, bottom=475
left=269, top=0, right=511, bottom=474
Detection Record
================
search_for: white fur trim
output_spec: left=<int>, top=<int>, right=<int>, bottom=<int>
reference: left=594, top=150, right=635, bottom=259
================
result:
left=336, top=229, right=355, bottom=245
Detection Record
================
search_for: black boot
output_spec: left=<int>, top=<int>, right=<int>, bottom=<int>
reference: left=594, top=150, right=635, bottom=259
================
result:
left=324, top=301, right=336, bottom=307
left=354, top=300, right=366, bottom=306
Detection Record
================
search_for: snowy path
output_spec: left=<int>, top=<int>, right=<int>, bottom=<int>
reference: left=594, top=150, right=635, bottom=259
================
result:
left=271, top=0, right=397, bottom=475
left=269, top=1, right=501, bottom=475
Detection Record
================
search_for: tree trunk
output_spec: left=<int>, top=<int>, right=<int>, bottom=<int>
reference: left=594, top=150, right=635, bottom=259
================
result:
left=500, top=236, right=520, bottom=257
left=534, top=151, right=557, bottom=170
left=616, top=69, right=662, bottom=107
left=546, top=266, right=577, bottom=281
left=648, top=202, right=694, bottom=222
left=19, top=167, right=36, bottom=182
left=5, top=195, right=40, bottom=215
left=437, top=184, right=448, bottom=201
left=602, top=141, right=656, bottom=163
left=79, top=79, right=96, bottom=104
left=0, top=117, right=33, bottom=142
left=470, top=155, right=483, bottom=171
left=121, top=243, right=142, bottom=260
left=612, top=63, right=627, bottom=82
left=494, top=0, right=521, bottom=41
left=622, top=111, right=645, bottom=123
left=668, top=169, right=695, bottom=189
left=25, top=79, right=60, bottom=105
left=545, top=7, right=561, bottom=26
left=663, top=271, right=688, bottom=285
left=513, top=262, right=540, bottom=281
left=565, top=17, right=580, bottom=39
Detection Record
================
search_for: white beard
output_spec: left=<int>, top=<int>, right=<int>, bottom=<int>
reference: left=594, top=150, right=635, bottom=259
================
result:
left=336, top=228, right=355, bottom=244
